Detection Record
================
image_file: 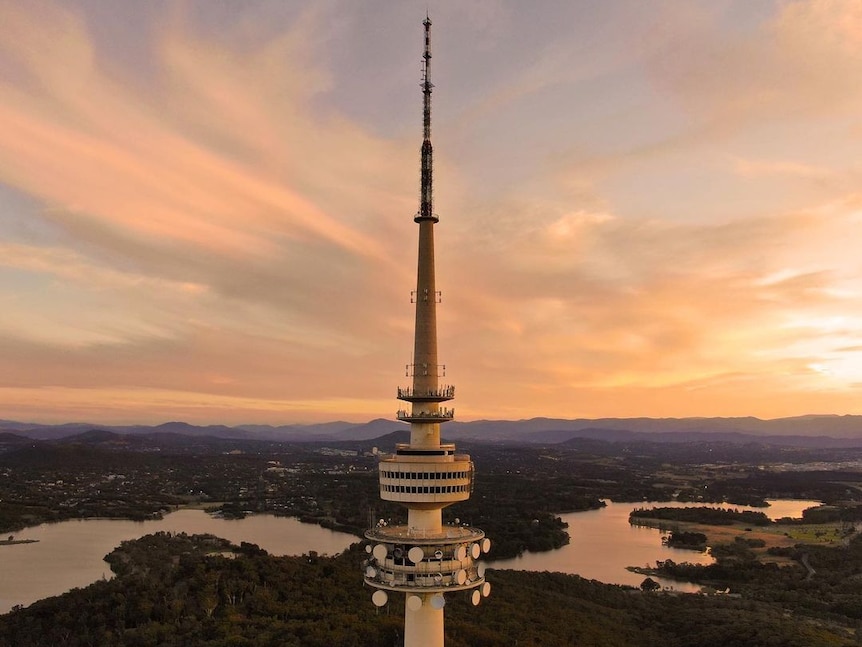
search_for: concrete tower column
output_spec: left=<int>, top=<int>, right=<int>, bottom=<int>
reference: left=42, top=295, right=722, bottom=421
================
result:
left=405, top=596, right=444, bottom=647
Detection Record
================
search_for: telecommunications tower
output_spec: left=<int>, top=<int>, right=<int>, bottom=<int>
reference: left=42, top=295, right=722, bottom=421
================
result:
left=363, top=15, right=491, bottom=647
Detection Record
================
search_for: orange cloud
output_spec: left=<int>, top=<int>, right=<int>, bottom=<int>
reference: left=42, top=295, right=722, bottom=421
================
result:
left=2, top=2, right=862, bottom=424
left=440, top=193, right=862, bottom=419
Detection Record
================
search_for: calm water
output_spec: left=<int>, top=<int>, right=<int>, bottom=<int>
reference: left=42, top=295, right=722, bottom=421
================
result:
left=492, top=499, right=820, bottom=592
left=0, top=509, right=356, bottom=614
left=0, top=499, right=819, bottom=613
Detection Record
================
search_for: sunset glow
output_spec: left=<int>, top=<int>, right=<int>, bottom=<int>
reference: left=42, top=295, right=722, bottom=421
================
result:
left=2, top=1, right=862, bottom=424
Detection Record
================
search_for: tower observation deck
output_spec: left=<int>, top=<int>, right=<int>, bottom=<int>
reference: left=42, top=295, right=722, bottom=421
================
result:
left=363, top=16, right=490, bottom=647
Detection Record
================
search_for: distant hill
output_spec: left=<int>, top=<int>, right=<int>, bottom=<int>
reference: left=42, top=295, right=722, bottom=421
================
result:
left=0, top=432, right=31, bottom=443
left=237, top=421, right=358, bottom=440
left=119, top=421, right=250, bottom=439
left=55, top=429, right=127, bottom=444
left=4, top=414, right=862, bottom=448
left=329, top=418, right=404, bottom=441
left=443, top=415, right=862, bottom=446
left=0, top=422, right=113, bottom=440
left=0, top=432, right=34, bottom=454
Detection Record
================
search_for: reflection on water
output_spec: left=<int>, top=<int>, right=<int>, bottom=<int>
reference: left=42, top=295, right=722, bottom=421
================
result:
left=0, top=509, right=357, bottom=614
left=493, top=499, right=820, bottom=592
left=0, top=499, right=820, bottom=612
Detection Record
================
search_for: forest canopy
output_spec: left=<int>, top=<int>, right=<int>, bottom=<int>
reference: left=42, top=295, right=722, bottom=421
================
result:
left=0, top=532, right=858, bottom=647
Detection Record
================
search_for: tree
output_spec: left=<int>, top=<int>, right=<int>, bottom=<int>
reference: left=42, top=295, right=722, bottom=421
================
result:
left=640, top=577, right=661, bottom=592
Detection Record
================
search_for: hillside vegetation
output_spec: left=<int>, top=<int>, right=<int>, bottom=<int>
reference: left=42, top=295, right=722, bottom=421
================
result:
left=0, top=532, right=857, bottom=647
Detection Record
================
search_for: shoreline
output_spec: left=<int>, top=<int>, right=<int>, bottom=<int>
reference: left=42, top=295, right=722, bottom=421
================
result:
left=0, top=539, right=39, bottom=547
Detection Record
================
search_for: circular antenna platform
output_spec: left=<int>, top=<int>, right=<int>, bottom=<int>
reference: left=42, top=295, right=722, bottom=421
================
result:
left=372, top=590, right=388, bottom=607
left=471, top=590, right=481, bottom=606
left=455, top=569, right=467, bottom=585
left=482, top=582, right=491, bottom=597
left=408, top=546, right=425, bottom=564
left=430, top=594, right=446, bottom=609
left=482, top=538, right=491, bottom=553
left=455, top=546, right=467, bottom=561
left=372, top=544, right=387, bottom=562
left=406, top=595, right=423, bottom=611
left=470, top=543, right=481, bottom=559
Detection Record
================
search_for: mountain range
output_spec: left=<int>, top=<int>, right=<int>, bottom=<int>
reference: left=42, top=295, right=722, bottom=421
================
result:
left=4, top=415, right=862, bottom=447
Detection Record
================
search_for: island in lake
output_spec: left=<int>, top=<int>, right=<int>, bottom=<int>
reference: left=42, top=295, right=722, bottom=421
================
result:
left=0, top=537, right=38, bottom=547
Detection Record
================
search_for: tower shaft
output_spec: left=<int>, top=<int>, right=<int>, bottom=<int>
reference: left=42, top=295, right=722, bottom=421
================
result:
left=405, top=596, right=444, bottom=647
left=364, top=18, right=490, bottom=646
left=411, top=218, right=440, bottom=452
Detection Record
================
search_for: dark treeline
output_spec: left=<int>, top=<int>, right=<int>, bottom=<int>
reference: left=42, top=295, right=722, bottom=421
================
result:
left=630, top=506, right=771, bottom=526
left=664, top=530, right=709, bottom=550
left=0, top=532, right=855, bottom=647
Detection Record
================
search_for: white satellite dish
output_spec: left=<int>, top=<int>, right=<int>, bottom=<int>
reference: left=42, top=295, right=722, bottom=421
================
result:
left=471, top=590, right=481, bottom=606
left=430, top=594, right=446, bottom=609
left=455, top=569, right=467, bottom=585
left=372, top=544, right=388, bottom=562
left=470, top=543, right=481, bottom=559
left=365, top=566, right=377, bottom=578
left=407, top=595, right=423, bottom=611
left=372, top=590, right=388, bottom=607
left=408, top=546, right=425, bottom=564
left=434, top=549, right=443, bottom=560
left=478, top=562, right=486, bottom=577
left=482, top=538, right=491, bottom=553
left=482, top=582, right=491, bottom=597
left=455, top=546, right=467, bottom=561
left=365, top=544, right=372, bottom=553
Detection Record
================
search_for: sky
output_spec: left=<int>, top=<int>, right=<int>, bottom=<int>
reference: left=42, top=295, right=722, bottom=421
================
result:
left=2, top=0, right=862, bottom=425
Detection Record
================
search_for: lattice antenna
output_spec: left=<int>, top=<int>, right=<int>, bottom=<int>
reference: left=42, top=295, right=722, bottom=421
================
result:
left=418, top=14, right=434, bottom=221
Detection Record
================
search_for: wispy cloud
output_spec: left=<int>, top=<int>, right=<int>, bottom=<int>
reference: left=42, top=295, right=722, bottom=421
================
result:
left=731, top=157, right=831, bottom=180
left=440, top=192, right=862, bottom=418
left=2, top=1, right=862, bottom=423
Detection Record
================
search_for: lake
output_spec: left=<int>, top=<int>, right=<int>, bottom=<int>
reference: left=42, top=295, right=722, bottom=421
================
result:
left=0, top=499, right=819, bottom=613
left=492, top=499, right=820, bottom=592
left=0, top=509, right=357, bottom=614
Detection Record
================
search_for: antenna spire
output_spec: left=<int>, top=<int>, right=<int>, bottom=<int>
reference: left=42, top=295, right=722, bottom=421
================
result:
left=418, top=14, right=434, bottom=222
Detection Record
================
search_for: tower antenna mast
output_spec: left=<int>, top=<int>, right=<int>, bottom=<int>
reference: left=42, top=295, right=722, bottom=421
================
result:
left=419, top=13, right=433, bottom=221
